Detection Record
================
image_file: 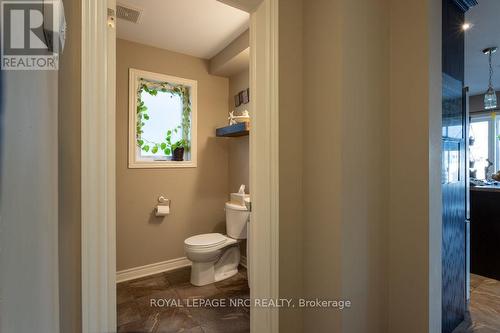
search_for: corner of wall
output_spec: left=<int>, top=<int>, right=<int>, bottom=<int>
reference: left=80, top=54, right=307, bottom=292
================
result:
left=388, top=0, right=441, bottom=332
left=278, top=0, right=304, bottom=332
left=428, top=0, right=443, bottom=331
left=58, top=0, right=82, bottom=331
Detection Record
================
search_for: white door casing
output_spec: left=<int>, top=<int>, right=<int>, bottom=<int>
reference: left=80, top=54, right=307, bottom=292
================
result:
left=81, top=0, right=116, bottom=331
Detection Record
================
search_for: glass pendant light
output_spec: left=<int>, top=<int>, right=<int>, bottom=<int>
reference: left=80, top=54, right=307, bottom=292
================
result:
left=483, top=47, right=498, bottom=110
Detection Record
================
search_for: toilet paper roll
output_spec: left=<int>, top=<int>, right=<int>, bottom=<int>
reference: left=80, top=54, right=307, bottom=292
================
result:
left=155, top=205, right=170, bottom=216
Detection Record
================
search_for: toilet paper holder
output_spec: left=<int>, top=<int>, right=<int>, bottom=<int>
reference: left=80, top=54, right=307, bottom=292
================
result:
left=158, top=196, right=170, bottom=206
left=155, top=196, right=171, bottom=217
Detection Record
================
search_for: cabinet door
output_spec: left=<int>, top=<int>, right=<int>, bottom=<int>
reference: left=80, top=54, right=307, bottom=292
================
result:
left=442, top=0, right=467, bottom=331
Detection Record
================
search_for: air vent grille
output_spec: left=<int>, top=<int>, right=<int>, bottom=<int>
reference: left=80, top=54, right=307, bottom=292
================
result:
left=116, top=4, right=142, bottom=24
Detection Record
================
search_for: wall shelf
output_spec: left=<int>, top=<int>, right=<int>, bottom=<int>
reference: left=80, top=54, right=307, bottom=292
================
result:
left=216, top=122, right=250, bottom=137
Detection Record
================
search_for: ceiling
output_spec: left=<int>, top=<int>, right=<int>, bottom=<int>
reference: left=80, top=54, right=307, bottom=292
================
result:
left=465, top=0, right=500, bottom=95
left=116, top=0, right=250, bottom=59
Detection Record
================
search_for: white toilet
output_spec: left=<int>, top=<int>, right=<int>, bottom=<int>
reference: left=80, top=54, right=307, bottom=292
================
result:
left=184, top=200, right=249, bottom=286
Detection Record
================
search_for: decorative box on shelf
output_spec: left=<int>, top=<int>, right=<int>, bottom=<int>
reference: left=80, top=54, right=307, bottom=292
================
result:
left=216, top=122, right=250, bottom=137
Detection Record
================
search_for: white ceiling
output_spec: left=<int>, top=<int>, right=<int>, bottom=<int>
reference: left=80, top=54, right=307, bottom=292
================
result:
left=116, top=0, right=250, bottom=59
left=465, top=0, right=500, bottom=95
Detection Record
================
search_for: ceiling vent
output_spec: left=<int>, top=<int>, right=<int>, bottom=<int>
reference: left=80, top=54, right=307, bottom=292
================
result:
left=116, top=3, right=143, bottom=24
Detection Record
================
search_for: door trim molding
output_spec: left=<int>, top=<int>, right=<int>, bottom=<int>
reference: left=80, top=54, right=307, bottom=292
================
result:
left=248, top=0, right=279, bottom=332
left=81, top=0, right=116, bottom=331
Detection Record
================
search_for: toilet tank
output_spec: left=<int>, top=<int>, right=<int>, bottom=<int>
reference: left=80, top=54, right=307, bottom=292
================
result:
left=225, top=202, right=249, bottom=239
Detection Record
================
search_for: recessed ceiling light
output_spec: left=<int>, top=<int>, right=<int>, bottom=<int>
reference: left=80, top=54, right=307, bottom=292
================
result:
left=462, top=22, right=472, bottom=31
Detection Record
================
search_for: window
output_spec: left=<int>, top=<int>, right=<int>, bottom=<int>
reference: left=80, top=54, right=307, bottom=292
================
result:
left=469, top=114, right=499, bottom=180
left=128, top=69, right=197, bottom=168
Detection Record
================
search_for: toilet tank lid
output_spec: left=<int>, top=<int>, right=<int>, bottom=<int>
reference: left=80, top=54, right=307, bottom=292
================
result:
left=184, top=233, right=227, bottom=247
left=225, top=202, right=248, bottom=211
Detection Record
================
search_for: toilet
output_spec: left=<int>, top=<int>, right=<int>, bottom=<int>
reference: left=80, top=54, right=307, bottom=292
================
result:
left=184, top=200, right=249, bottom=286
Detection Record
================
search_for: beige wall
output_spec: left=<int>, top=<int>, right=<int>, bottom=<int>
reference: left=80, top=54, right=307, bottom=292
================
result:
left=58, top=0, right=82, bottom=331
left=302, top=0, right=389, bottom=332
left=278, top=0, right=304, bottom=332
left=228, top=137, right=249, bottom=194
left=116, top=39, right=230, bottom=271
left=228, top=69, right=250, bottom=194
left=302, top=0, right=343, bottom=326
left=339, top=1, right=390, bottom=332
left=210, top=30, right=250, bottom=77
left=229, top=68, right=250, bottom=116
left=299, top=0, right=442, bottom=332
left=389, top=0, right=442, bottom=332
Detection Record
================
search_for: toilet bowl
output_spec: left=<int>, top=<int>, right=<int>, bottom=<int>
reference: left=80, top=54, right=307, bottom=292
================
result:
left=184, top=233, right=240, bottom=286
left=184, top=201, right=249, bottom=286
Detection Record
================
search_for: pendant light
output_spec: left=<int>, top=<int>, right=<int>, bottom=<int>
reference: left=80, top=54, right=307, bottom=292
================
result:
left=483, top=47, right=498, bottom=110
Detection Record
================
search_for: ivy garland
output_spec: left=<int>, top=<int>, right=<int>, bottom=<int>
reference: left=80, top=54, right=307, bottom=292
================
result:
left=136, top=79, right=192, bottom=156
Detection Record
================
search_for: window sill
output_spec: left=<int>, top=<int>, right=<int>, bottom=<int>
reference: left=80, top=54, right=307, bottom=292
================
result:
left=128, top=160, right=197, bottom=169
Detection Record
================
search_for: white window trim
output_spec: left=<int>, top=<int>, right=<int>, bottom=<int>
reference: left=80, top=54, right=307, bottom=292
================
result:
left=128, top=68, right=198, bottom=168
left=497, top=118, right=500, bottom=172
left=470, top=113, right=499, bottom=173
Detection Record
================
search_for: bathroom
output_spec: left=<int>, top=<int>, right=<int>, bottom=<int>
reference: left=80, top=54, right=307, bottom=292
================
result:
left=113, top=1, right=252, bottom=331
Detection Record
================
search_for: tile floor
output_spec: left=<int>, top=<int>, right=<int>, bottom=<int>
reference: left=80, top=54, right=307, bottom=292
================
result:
left=118, top=270, right=499, bottom=333
left=117, top=266, right=250, bottom=333
left=453, top=274, right=500, bottom=333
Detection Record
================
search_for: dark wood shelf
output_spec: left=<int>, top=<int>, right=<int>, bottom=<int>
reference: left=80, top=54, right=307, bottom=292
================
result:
left=216, top=122, right=250, bottom=137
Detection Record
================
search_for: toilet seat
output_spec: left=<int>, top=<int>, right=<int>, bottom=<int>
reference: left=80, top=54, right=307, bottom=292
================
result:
left=184, top=233, right=236, bottom=251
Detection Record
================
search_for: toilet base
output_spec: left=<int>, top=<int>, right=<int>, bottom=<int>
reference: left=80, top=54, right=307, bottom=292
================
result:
left=190, top=260, right=217, bottom=286
left=190, top=246, right=240, bottom=286
left=215, top=268, right=238, bottom=282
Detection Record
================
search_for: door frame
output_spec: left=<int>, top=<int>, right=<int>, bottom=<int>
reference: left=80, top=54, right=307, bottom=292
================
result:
left=80, top=0, right=279, bottom=332
left=81, top=0, right=116, bottom=331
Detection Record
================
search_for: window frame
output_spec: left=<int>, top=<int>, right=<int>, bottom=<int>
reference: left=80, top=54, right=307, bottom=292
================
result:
left=470, top=113, right=499, bottom=176
left=497, top=117, right=500, bottom=172
left=128, top=68, right=198, bottom=168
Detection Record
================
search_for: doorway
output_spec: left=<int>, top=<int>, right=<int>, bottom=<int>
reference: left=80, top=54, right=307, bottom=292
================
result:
left=115, top=1, right=250, bottom=331
left=442, top=0, right=500, bottom=332
left=80, top=1, right=279, bottom=332
left=459, top=0, right=500, bottom=331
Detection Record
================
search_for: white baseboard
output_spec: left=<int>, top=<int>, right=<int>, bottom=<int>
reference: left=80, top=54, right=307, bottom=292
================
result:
left=116, top=257, right=191, bottom=283
left=240, top=255, right=247, bottom=268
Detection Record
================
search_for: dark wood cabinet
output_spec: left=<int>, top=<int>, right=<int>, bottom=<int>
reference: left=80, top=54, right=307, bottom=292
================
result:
left=470, top=188, right=500, bottom=280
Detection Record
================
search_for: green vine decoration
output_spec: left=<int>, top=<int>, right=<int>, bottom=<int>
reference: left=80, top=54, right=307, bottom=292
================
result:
left=136, top=79, right=192, bottom=157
